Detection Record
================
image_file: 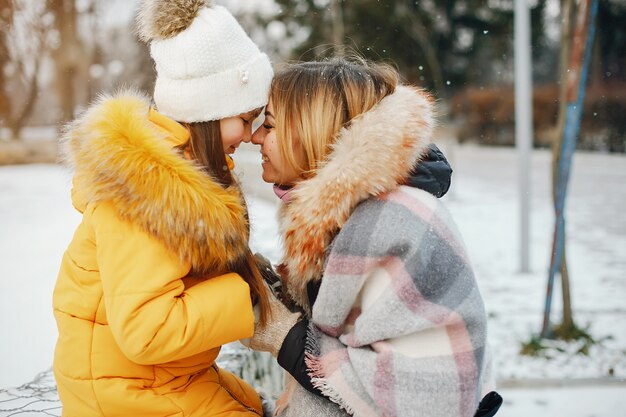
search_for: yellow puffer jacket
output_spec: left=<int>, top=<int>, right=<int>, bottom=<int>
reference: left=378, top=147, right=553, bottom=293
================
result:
left=53, top=91, right=263, bottom=416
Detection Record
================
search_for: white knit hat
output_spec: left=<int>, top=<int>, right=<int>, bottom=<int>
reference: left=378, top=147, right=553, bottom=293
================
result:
left=137, top=0, right=273, bottom=122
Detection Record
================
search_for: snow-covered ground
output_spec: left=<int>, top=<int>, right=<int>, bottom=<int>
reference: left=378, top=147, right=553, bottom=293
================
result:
left=443, top=144, right=626, bottom=382
left=1, top=143, right=625, bottom=415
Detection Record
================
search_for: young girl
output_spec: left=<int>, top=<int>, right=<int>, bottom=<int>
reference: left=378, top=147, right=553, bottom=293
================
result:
left=244, top=58, right=500, bottom=417
left=52, top=1, right=274, bottom=415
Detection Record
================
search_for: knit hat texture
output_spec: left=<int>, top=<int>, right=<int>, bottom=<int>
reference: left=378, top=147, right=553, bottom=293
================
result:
left=137, top=0, right=273, bottom=122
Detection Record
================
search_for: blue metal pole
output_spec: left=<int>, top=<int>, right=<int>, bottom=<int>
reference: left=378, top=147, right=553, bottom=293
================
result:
left=541, top=0, right=599, bottom=338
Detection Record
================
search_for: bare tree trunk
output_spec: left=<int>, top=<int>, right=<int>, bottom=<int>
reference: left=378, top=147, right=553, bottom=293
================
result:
left=590, top=32, right=602, bottom=87
left=560, top=252, right=574, bottom=329
left=2, top=0, right=44, bottom=140
left=0, top=0, right=13, bottom=131
left=553, top=0, right=575, bottom=330
left=8, top=59, right=40, bottom=139
left=395, top=1, right=445, bottom=97
left=85, top=0, right=102, bottom=102
left=51, top=0, right=79, bottom=123
left=330, top=0, right=344, bottom=57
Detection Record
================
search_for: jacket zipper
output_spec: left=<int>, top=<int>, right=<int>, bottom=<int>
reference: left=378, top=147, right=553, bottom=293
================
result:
left=212, top=364, right=262, bottom=416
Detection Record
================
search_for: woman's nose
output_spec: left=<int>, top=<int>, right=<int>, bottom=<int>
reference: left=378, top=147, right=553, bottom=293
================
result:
left=251, top=126, right=264, bottom=145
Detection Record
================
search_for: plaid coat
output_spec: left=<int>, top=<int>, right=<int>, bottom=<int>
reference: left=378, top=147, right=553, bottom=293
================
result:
left=277, top=86, right=494, bottom=417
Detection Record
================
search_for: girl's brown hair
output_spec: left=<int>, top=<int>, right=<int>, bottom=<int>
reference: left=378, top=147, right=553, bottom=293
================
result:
left=270, top=57, right=399, bottom=177
left=179, top=120, right=270, bottom=325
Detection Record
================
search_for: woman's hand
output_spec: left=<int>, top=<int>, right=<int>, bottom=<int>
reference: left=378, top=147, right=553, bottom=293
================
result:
left=240, top=280, right=301, bottom=357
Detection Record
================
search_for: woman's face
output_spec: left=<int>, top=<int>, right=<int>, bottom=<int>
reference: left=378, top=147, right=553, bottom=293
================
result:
left=251, top=100, right=304, bottom=186
left=220, top=108, right=262, bottom=154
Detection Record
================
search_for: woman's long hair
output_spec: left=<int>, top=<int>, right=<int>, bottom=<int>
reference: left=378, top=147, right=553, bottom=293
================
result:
left=269, top=57, right=399, bottom=178
left=179, top=120, right=270, bottom=325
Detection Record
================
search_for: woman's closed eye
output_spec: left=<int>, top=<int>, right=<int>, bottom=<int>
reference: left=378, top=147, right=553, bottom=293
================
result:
left=263, top=123, right=274, bottom=130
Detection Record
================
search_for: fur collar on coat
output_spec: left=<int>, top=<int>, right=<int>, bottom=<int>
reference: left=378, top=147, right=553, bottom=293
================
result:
left=279, top=85, right=436, bottom=309
left=61, top=91, right=249, bottom=274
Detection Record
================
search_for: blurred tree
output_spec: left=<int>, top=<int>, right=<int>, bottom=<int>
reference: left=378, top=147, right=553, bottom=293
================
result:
left=270, top=0, right=545, bottom=99
left=105, top=26, right=156, bottom=96
left=1, top=0, right=50, bottom=139
left=579, top=0, right=626, bottom=151
left=85, top=0, right=102, bottom=103
left=330, top=0, right=345, bottom=56
left=77, top=0, right=155, bottom=101
left=596, top=0, right=626, bottom=83
left=547, top=0, right=626, bottom=336
left=0, top=0, right=13, bottom=129
left=551, top=0, right=575, bottom=335
left=543, top=0, right=599, bottom=344
left=50, top=0, right=82, bottom=123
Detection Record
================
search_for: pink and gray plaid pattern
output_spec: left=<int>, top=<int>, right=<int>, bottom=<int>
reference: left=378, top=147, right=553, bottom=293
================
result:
left=300, top=186, right=492, bottom=417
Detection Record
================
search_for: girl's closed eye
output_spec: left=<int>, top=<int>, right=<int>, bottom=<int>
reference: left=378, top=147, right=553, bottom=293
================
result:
left=263, top=123, right=274, bottom=130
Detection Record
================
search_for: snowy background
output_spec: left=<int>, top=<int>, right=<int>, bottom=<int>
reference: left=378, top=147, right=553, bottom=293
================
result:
left=1, top=140, right=625, bottom=416
left=2, top=0, right=625, bottom=414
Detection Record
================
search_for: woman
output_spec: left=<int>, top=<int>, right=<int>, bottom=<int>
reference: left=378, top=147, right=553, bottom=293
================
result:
left=243, top=58, right=500, bottom=417
left=52, top=0, right=274, bottom=415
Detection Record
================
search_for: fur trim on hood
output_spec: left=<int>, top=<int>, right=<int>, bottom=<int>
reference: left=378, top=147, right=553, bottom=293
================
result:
left=61, top=90, right=249, bottom=273
left=279, top=85, right=436, bottom=308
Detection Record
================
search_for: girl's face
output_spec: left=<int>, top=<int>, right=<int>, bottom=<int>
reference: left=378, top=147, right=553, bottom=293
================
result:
left=220, top=108, right=262, bottom=154
left=251, top=100, right=304, bottom=186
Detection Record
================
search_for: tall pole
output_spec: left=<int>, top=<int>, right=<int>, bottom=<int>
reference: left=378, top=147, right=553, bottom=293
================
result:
left=514, top=0, right=532, bottom=273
